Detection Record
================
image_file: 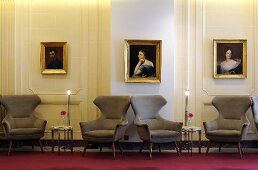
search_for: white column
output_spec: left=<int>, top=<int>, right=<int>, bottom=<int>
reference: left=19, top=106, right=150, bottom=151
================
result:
left=0, top=0, right=15, bottom=95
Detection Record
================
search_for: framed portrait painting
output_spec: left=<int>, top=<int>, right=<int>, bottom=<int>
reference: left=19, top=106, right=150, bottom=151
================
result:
left=40, top=42, right=68, bottom=75
left=124, top=39, right=162, bottom=83
left=213, top=39, right=247, bottom=78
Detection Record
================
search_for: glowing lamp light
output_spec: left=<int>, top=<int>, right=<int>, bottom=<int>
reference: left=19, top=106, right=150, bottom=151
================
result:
left=185, top=90, right=190, bottom=96
left=67, top=90, right=72, bottom=96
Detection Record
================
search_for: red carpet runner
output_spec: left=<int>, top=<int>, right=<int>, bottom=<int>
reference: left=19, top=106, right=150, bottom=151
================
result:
left=0, top=152, right=258, bottom=170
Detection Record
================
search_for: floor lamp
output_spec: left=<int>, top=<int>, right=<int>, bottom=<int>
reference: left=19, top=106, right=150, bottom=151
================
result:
left=67, top=90, right=71, bottom=127
left=184, top=90, right=190, bottom=126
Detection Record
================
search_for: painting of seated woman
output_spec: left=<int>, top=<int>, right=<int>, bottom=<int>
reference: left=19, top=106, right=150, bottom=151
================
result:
left=213, top=39, right=247, bottom=79
left=124, top=40, right=161, bottom=83
left=132, top=49, right=156, bottom=78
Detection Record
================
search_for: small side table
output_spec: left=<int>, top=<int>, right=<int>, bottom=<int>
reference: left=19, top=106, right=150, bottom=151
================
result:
left=182, top=126, right=201, bottom=156
left=51, top=125, right=73, bottom=154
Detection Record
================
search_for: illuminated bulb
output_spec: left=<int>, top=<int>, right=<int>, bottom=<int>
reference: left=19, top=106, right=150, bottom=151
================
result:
left=67, top=90, right=71, bottom=95
left=185, top=90, right=190, bottom=96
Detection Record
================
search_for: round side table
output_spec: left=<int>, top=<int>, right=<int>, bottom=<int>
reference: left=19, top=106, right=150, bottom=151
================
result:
left=51, top=125, right=73, bottom=155
left=182, top=126, right=202, bottom=156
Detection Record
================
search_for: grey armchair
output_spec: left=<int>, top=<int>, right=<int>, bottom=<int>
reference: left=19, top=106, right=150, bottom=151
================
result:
left=1, top=95, right=47, bottom=155
left=251, top=96, right=258, bottom=131
left=79, top=96, right=131, bottom=159
left=203, top=96, right=251, bottom=159
left=131, top=95, right=183, bottom=159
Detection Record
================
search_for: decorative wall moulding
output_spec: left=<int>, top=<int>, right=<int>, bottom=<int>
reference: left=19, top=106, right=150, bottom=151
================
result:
left=213, top=39, right=247, bottom=79
left=124, top=39, right=162, bottom=83
left=40, top=42, right=68, bottom=75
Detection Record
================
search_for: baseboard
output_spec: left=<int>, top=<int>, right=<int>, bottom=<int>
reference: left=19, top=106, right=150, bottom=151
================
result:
left=1, top=140, right=258, bottom=150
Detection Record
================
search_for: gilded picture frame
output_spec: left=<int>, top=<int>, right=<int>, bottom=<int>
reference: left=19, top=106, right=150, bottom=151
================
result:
left=124, top=39, right=162, bottom=83
left=40, top=42, right=68, bottom=75
left=213, top=39, right=247, bottom=78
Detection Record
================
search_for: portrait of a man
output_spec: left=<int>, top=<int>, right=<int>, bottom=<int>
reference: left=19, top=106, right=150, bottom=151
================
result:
left=124, top=40, right=161, bottom=83
left=40, top=42, right=67, bottom=75
left=45, top=47, right=63, bottom=69
left=213, top=39, right=247, bottom=78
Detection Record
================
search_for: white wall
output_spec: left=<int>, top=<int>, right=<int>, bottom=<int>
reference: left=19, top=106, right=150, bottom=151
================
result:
left=174, top=0, right=258, bottom=140
left=111, top=0, right=258, bottom=141
left=1, top=0, right=111, bottom=139
left=110, top=0, right=175, bottom=141
left=2, top=0, right=258, bottom=141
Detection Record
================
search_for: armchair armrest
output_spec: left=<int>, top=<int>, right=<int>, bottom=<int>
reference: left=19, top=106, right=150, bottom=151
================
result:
left=203, top=119, right=219, bottom=132
left=242, top=123, right=249, bottom=127
left=34, top=118, right=47, bottom=130
left=113, top=119, right=129, bottom=141
left=116, top=119, right=128, bottom=128
left=134, top=120, right=151, bottom=141
left=158, top=116, right=183, bottom=132
left=240, top=122, right=249, bottom=140
left=134, top=120, right=147, bottom=127
left=2, top=115, right=15, bottom=135
left=80, top=119, right=100, bottom=133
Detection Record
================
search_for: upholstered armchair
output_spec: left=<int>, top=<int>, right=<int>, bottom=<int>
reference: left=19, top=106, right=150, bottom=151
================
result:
left=80, top=96, right=131, bottom=159
left=131, top=95, right=183, bottom=159
left=203, top=96, right=251, bottom=159
left=1, top=95, right=47, bottom=155
left=251, top=96, right=258, bottom=131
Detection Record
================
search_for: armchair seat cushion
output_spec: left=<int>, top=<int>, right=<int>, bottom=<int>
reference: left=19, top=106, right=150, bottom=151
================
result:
left=207, top=130, right=241, bottom=137
left=9, top=128, right=43, bottom=135
left=150, top=130, right=180, bottom=139
left=84, top=130, right=114, bottom=138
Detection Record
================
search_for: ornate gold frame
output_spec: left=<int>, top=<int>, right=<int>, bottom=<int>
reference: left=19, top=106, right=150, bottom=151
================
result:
left=40, top=42, right=68, bottom=75
left=213, top=39, right=247, bottom=78
left=124, top=39, right=162, bottom=83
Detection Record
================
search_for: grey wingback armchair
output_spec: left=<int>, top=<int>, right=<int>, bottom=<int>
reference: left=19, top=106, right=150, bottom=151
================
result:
left=131, top=95, right=183, bottom=159
left=203, top=96, right=251, bottom=159
left=251, top=96, right=258, bottom=131
left=1, top=95, right=47, bottom=155
left=79, top=96, right=131, bottom=159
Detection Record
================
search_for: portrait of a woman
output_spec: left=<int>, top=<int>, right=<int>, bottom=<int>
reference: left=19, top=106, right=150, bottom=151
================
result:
left=124, top=39, right=161, bottom=83
left=217, top=47, right=242, bottom=74
left=133, top=49, right=155, bottom=77
left=214, top=40, right=246, bottom=79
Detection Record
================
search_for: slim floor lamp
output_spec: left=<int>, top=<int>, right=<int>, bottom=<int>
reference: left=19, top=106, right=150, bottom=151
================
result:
left=67, top=90, right=71, bottom=127
left=184, top=90, right=190, bottom=126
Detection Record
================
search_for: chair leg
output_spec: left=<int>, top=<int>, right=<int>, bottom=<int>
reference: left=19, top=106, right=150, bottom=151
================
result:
left=112, top=142, right=116, bottom=159
left=178, top=140, right=182, bottom=154
left=237, top=142, right=243, bottom=159
left=117, top=141, right=123, bottom=155
left=99, top=144, right=103, bottom=152
left=158, top=144, right=161, bottom=153
left=174, top=141, right=181, bottom=157
left=206, top=141, right=211, bottom=156
left=38, top=140, right=44, bottom=153
left=241, top=145, right=244, bottom=154
left=82, top=141, right=88, bottom=157
left=139, top=142, right=145, bottom=153
left=8, top=141, right=13, bottom=156
left=149, top=142, right=153, bottom=159
left=239, top=143, right=244, bottom=154
left=219, top=144, right=223, bottom=152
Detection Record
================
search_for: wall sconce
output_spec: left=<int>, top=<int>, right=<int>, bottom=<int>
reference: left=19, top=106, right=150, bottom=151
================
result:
left=67, top=90, right=71, bottom=127
left=184, top=90, right=190, bottom=126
